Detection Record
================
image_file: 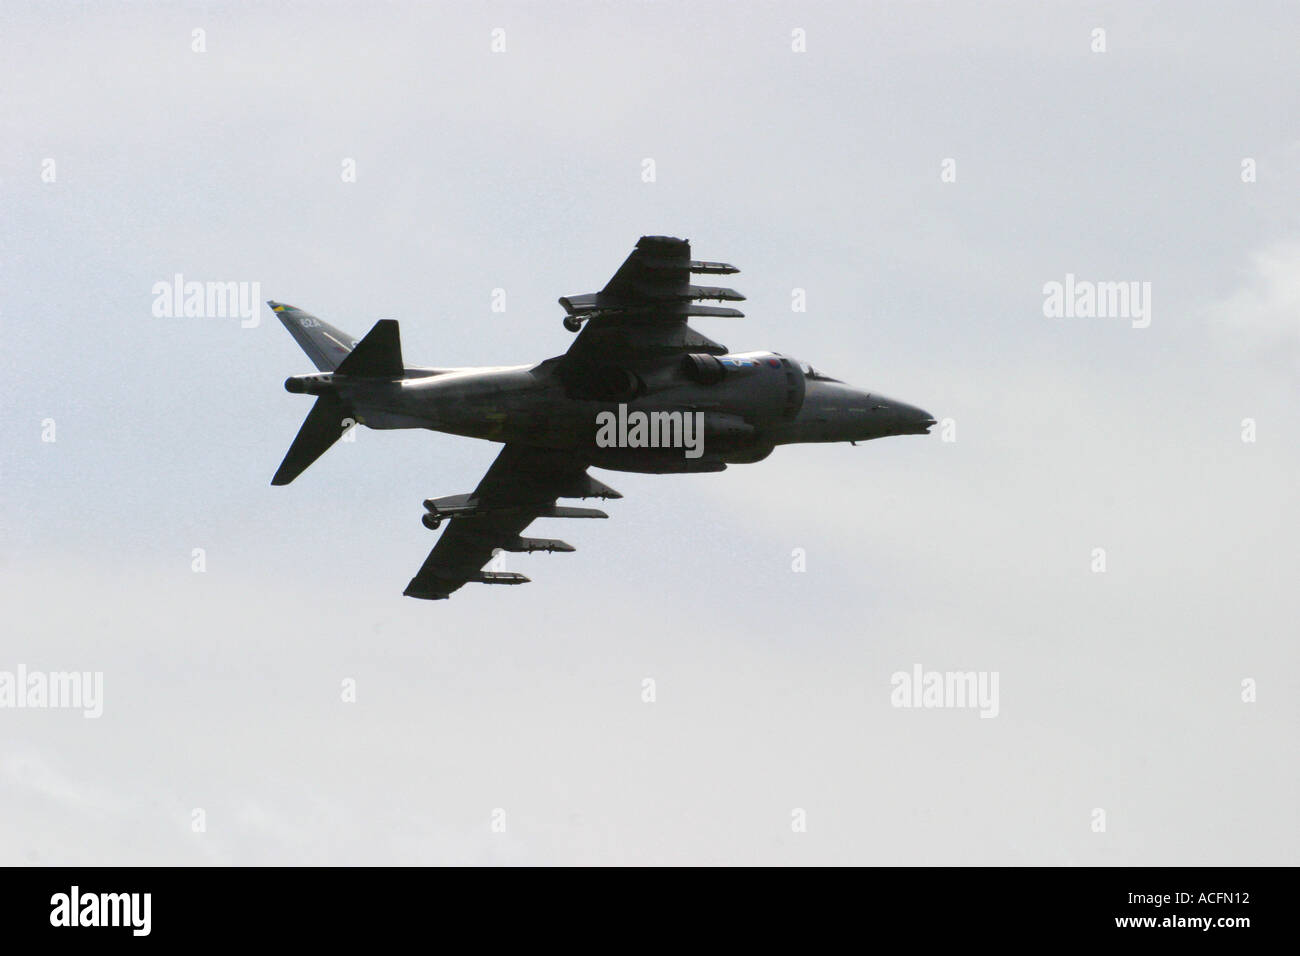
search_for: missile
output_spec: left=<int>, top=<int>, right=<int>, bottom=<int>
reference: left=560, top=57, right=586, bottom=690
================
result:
left=500, top=537, right=576, bottom=553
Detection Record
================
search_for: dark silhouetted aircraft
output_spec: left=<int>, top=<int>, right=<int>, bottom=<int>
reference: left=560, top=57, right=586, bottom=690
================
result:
left=270, top=236, right=934, bottom=599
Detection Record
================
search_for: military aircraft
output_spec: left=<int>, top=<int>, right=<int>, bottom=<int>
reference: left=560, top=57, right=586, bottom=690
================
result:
left=269, top=236, right=935, bottom=599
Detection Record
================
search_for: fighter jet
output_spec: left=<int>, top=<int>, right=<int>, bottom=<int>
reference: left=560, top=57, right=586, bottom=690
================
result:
left=269, top=236, right=935, bottom=599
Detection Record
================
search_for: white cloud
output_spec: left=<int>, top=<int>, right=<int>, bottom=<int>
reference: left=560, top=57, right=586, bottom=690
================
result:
left=1207, top=241, right=1300, bottom=372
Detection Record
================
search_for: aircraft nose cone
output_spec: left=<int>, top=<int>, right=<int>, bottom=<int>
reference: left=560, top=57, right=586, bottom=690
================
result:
left=892, top=401, right=937, bottom=435
left=863, top=394, right=937, bottom=436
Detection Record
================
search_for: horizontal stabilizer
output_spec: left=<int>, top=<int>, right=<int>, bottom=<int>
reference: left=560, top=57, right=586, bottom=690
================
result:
left=271, top=394, right=352, bottom=485
left=269, top=301, right=358, bottom=372
left=336, top=319, right=403, bottom=378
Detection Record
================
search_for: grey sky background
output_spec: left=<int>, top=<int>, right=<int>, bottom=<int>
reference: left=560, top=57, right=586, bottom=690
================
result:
left=1, top=1, right=1296, bottom=864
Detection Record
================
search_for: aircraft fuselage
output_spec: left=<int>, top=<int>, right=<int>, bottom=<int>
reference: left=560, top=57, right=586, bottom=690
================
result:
left=285, top=350, right=935, bottom=475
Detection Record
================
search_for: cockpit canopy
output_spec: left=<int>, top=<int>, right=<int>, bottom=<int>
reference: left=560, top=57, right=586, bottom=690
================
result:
left=795, top=359, right=841, bottom=383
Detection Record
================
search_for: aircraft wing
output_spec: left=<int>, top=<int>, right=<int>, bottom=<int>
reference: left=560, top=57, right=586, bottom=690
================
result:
left=403, top=444, right=620, bottom=600
left=557, top=236, right=744, bottom=371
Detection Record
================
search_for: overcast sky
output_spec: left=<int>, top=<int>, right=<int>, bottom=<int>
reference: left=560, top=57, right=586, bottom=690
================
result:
left=1, top=1, right=1296, bottom=865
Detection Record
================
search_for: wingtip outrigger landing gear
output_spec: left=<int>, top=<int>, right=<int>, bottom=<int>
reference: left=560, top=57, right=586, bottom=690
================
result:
left=563, top=315, right=584, bottom=333
left=421, top=513, right=442, bottom=531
